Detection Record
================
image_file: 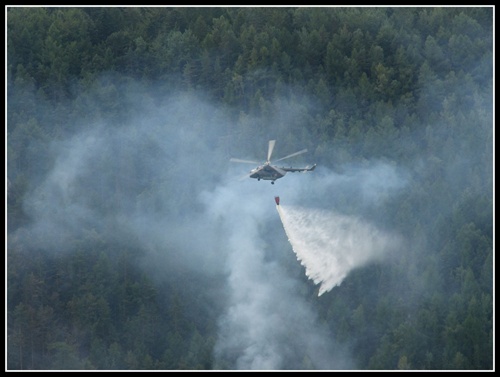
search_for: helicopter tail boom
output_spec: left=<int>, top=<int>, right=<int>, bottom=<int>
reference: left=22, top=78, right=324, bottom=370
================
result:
left=281, top=164, right=316, bottom=172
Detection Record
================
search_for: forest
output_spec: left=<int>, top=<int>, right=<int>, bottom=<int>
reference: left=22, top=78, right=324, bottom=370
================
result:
left=6, top=6, right=493, bottom=370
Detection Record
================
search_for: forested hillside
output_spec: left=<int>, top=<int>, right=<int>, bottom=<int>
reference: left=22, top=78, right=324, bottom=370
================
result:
left=7, top=7, right=493, bottom=370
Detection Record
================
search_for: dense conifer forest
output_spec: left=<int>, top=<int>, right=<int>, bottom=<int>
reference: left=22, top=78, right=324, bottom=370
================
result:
left=7, top=6, right=493, bottom=370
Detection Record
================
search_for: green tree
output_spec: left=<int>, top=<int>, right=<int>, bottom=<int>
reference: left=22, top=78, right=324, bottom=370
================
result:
left=48, top=341, right=86, bottom=370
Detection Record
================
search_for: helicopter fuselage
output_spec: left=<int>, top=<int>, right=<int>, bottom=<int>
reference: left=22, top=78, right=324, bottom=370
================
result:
left=249, top=164, right=286, bottom=182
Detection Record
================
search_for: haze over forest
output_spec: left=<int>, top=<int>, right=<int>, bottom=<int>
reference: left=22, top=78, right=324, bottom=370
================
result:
left=6, top=6, right=493, bottom=370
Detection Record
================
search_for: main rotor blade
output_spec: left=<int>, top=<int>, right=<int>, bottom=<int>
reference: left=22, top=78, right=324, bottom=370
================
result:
left=267, top=140, right=276, bottom=163
left=274, top=148, right=308, bottom=162
left=238, top=172, right=253, bottom=181
left=230, top=158, right=260, bottom=164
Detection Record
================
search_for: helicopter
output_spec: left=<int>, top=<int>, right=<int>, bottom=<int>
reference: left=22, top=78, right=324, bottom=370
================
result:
left=230, top=140, right=316, bottom=184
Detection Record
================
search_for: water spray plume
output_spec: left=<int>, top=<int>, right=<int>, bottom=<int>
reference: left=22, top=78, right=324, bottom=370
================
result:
left=276, top=203, right=399, bottom=296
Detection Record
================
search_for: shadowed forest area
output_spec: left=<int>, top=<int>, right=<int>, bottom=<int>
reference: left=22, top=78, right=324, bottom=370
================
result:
left=7, top=6, right=493, bottom=370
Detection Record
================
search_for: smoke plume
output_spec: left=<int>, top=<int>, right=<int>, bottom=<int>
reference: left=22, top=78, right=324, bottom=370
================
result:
left=11, top=82, right=410, bottom=370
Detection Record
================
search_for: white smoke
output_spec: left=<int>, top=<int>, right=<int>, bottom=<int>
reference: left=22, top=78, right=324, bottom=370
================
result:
left=12, top=82, right=408, bottom=370
left=277, top=205, right=401, bottom=296
left=200, top=182, right=354, bottom=370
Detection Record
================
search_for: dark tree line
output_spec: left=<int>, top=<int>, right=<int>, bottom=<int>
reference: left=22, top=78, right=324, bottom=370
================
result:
left=7, top=7, right=493, bottom=370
